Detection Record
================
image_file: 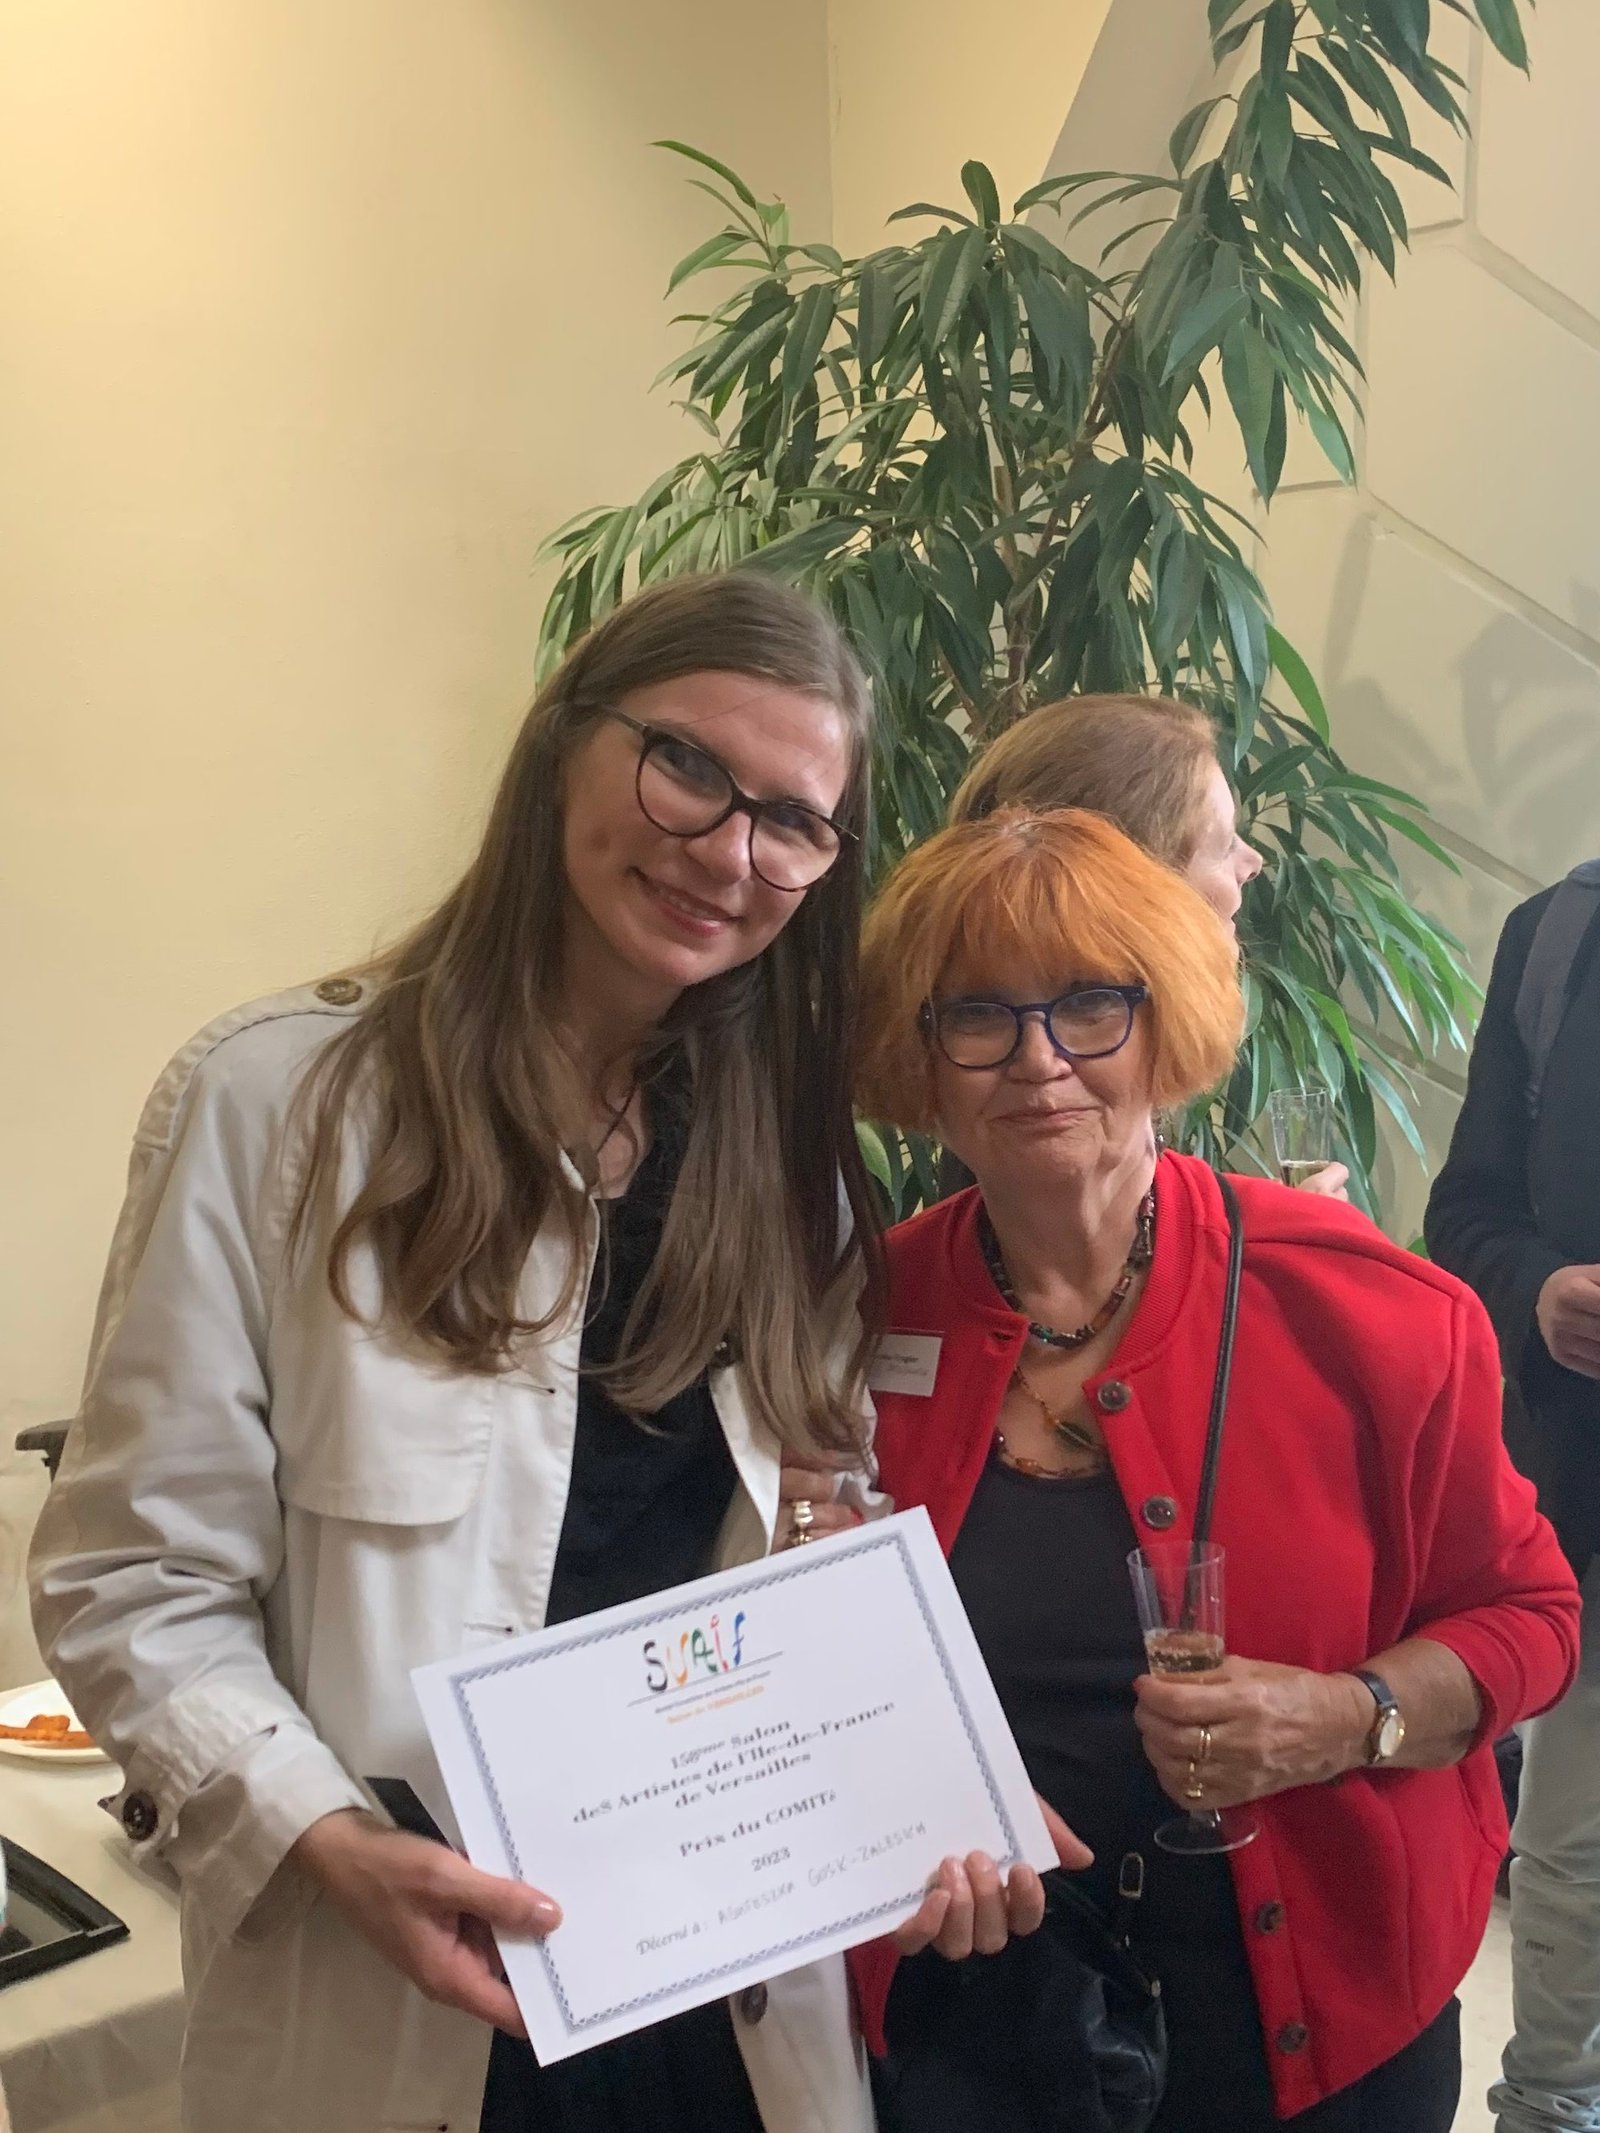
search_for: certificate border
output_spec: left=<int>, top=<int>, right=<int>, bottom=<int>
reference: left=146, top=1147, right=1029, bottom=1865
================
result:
left=448, top=1526, right=1023, bottom=2039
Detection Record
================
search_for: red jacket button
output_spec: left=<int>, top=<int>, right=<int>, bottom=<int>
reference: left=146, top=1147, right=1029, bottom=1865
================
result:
left=1276, top=2021, right=1310, bottom=2054
left=1097, top=1379, right=1132, bottom=1413
left=1255, top=1901, right=1286, bottom=1934
left=1140, top=1496, right=1177, bottom=1530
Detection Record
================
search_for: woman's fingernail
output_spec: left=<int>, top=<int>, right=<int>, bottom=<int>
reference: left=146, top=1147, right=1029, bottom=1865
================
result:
left=532, top=1898, right=562, bottom=1930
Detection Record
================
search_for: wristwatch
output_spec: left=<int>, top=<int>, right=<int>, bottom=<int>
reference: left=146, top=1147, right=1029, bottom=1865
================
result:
left=1352, top=1669, right=1406, bottom=1766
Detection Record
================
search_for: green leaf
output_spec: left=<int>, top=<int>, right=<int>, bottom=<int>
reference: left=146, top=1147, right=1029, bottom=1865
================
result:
left=855, top=259, right=898, bottom=379
left=1209, top=0, right=1260, bottom=36
left=666, top=230, right=753, bottom=293
left=961, top=160, right=1003, bottom=228
left=691, top=306, right=790, bottom=398
left=1161, top=277, right=1250, bottom=380
left=1151, top=522, right=1208, bottom=668
left=919, top=225, right=988, bottom=350
left=781, top=284, right=837, bottom=410
left=1221, top=321, right=1277, bottom=494
left=1256, top=84, right=1295, bottom=187
left=1266, top=626, right=1330, bottom=742
left=1474, top=0, right=1529, bottom=69
left=1259, top=0, right=1295, bottom=82
left=653, top=140, right=761, bottom=210
left=1304, top=398, right=1357, bottom=483
left=1171, top=97, right=1227, bottom=173
left=738, top=516, right=862, bottom=575
left=855, top=1120, right=893, bottom=1196
left=888, top=201, right=975, bottom=228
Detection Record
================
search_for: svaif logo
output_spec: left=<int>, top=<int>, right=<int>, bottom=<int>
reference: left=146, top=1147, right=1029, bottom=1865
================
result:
left=643, top=1610, right=747, bottom=1694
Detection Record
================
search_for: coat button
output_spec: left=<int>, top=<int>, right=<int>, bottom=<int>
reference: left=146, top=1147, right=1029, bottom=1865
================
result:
left=315, top=978, right=363, bottom=1006
left=711, top=1339, right=734, bottom=1370
left=1254, top=1901, right=1286, bottom=1935
left=1140, top=1496, right=1178, bottom=1531
left=1276, top=2021, right=1310, bottom=2054
left=121, top=1791, right=159, bottom=1842
left=1096, top=1380, right=1131, bottom=1413
left=738, top=1983, right=768, bottom=2025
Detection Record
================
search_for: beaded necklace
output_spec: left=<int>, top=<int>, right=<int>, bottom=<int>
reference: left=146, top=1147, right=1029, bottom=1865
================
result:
left=977, top=1190, right=1156, bottom=1350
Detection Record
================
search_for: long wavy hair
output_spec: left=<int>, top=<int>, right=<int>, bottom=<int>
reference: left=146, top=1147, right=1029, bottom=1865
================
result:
left=292, top=574, right=883, bottom=1459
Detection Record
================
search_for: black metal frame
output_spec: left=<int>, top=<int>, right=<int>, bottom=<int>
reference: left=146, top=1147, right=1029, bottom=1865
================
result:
left=0, top=1837, right=129, bottom=1989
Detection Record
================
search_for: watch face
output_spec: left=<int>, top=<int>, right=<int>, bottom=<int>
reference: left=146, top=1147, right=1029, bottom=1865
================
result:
left=1376, top=1708, right=1405, bottom=1760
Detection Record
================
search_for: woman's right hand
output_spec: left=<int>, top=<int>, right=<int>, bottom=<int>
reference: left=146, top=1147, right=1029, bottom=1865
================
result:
left=1293, top=1161, right=1350, bottom=1201
left=290, top=1809, right=561, bottom=2035
left=893, top=1800, right=1091, bottom=1960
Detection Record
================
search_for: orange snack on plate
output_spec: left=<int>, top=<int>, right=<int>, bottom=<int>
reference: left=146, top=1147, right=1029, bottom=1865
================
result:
left=0, top=1712, right=94, bottom=1749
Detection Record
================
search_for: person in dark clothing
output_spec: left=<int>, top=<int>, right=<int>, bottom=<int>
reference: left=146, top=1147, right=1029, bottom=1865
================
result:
left=1426, top=863, right=1600, bottom=2133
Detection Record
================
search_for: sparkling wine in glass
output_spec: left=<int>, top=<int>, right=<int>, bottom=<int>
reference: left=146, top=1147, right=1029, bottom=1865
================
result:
left=1266, top=1088, right=1333, bottom=1189
left=1128, top=1541, right=1258, bottom=1856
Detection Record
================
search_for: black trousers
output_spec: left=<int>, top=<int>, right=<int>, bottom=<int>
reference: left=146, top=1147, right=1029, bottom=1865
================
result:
left=1152, top=1993, right=1459, bottom=2133
left=880, top=1945, right=1461, bottom=2133
left=479, top=2003, right=763, bottom=2133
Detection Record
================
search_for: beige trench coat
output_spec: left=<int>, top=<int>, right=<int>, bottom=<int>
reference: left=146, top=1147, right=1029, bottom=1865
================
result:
left=31, top=986, right=878, bottom=2133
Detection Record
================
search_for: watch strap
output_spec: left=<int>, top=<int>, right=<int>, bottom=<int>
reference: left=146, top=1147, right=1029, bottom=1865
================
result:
left=1351, top=1669, right=1401, bottom=1762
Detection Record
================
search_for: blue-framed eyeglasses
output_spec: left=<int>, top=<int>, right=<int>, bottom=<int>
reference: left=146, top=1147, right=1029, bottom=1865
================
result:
left=921, top=983, right=1150, bottom=1071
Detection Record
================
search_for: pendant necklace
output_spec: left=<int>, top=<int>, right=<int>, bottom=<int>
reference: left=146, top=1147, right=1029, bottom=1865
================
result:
left=997, top=1361, right=1111, bottom=1478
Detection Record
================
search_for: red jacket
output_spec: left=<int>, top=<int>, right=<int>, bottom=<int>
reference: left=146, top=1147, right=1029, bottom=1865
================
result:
left=849, top=1153, right=1579, bottom=2116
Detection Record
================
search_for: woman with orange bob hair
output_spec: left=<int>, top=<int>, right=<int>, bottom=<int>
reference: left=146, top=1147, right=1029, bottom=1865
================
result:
left=848, top=810, right=1578, bottom=2133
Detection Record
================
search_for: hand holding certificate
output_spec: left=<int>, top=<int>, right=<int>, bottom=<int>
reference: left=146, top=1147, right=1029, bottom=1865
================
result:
left=412, top=1508, right=1063, bottom=2062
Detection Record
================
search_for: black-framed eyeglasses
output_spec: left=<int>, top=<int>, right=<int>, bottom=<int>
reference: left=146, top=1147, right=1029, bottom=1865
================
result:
left=606, top=710, right=854, bottom=893
left=920, top=983, right=1150, bottom=1071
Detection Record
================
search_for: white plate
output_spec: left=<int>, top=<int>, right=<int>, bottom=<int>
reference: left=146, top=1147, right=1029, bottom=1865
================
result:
left=0, top=1681, right=108, bottom=1764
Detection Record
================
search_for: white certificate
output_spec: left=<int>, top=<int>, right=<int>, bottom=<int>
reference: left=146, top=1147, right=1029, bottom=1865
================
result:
left=412, top=1507, right=1054, bottom=2062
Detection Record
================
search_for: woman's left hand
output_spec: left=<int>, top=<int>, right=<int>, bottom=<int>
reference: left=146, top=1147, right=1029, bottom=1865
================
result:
left=777, top=1460, right=863, bottom=1548
left=1133, top=1657, right=1372, bottom=1809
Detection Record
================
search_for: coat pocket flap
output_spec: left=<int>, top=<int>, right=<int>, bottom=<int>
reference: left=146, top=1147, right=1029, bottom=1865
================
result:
left=272, top=1328, right=496, bottom=1526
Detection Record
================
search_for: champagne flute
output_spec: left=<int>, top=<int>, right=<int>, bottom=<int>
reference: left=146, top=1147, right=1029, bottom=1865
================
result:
left=1128, top=1541, right=1258, bottom=1856
left=1265, top=1088, right=1333, bottom=1189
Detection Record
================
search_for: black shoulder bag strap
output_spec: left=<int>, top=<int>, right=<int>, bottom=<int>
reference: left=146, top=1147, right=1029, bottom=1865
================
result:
left=1193, top=1172, right=1245, bottom=1549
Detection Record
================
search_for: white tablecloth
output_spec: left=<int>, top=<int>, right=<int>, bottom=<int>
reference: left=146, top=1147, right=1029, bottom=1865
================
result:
left=0, top=1758, right=181, bottom=2133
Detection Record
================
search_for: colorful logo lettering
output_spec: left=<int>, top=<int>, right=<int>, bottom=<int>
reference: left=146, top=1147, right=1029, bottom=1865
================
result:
left=643, top=1610, right=746, bottom=1694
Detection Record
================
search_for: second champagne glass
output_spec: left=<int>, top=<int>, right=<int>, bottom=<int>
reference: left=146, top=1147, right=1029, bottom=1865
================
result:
left=1266, top=1088, right=1333, bottom=1188
left=1128, top=1540, right=1258, bottom=1856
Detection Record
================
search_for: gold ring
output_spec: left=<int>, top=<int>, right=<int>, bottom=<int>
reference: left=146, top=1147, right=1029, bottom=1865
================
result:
left=1185, top=1759, right=1206, bottom=1802
left=1196, top=1725, right=1213, bottom=1766
left=789, top=1499, right=816, bottom=1547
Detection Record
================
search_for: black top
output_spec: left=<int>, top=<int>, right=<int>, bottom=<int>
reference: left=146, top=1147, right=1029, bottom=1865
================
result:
left=544, top=1103, right=738, bottom=1628
left=946, top=1454, right=1233, bottom=1945
left=480, top=1085, right=763, bottom=2133
left=1426, top=885, right=1600, bottom=1565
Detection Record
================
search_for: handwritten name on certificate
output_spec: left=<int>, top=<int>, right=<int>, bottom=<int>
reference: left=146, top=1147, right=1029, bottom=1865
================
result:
left=412, top=1507, right=1054, bottom=2061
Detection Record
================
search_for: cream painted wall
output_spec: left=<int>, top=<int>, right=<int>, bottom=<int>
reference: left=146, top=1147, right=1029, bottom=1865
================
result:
left=1, top=0, right=832, bottom=1681
left=827, top=0, right=1112, bottom=255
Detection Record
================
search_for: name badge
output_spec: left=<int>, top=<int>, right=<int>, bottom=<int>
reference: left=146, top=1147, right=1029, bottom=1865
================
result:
left=867, top=1333, right=943, bottom=1399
